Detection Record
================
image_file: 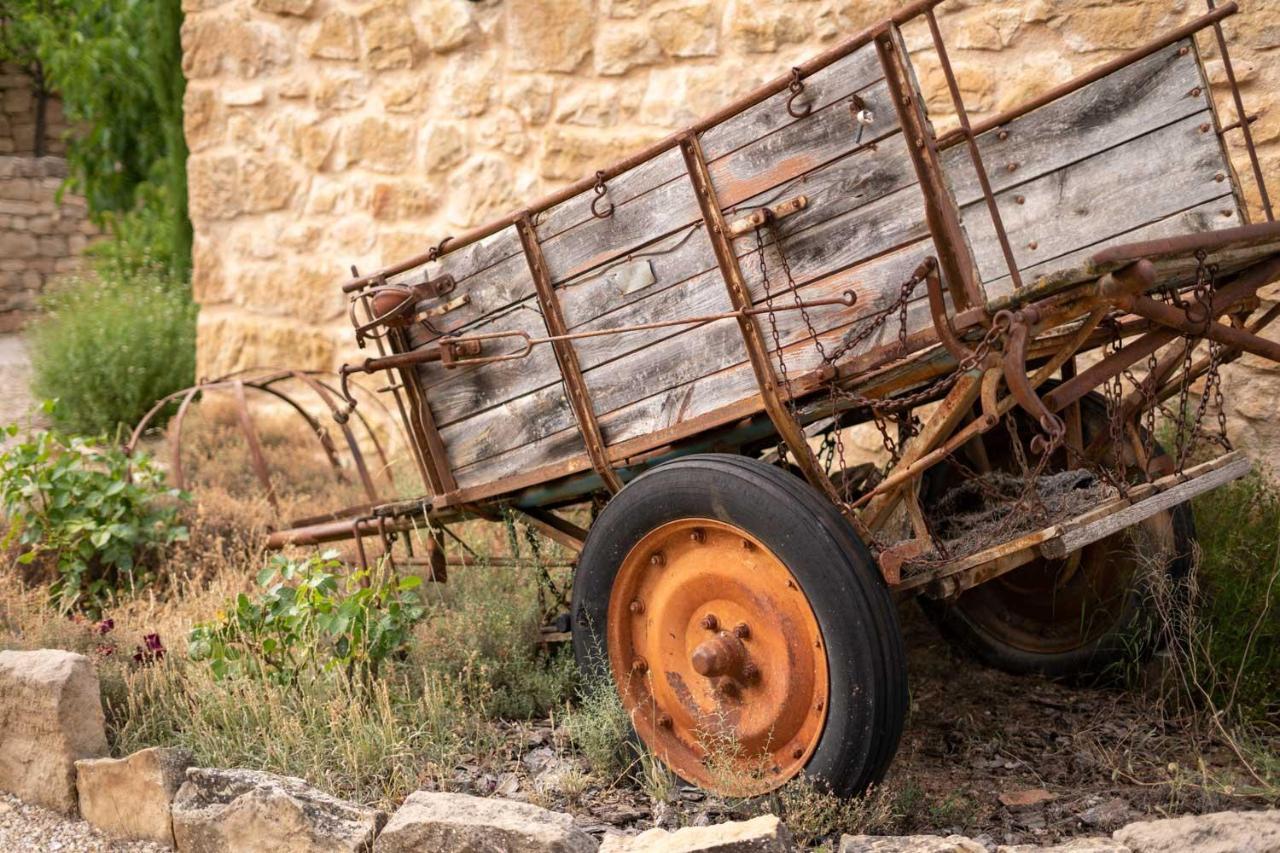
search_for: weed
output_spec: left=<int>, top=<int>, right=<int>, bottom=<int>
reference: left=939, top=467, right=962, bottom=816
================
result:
left=775, top=778, right=898, bottom=847
left=563, top=678, right=632, bottom=781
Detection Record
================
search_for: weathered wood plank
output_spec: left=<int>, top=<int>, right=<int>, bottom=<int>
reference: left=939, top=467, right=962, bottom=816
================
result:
left=964, top=111, right=1230, bottom=284
left=983, top=195, right=1241, bottom=303
left=941, top=40, right=1211, bottom=207
left=444, top=238, right=938, bottom=477
left=423, top=178, right=928, bottom=428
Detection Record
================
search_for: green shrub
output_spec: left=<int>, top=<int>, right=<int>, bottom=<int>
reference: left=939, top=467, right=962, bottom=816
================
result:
left=188, top=551, right=427, bottom=685
left=0, top=417, right=188, bottom=614
left=30, top=275, right=197, bottom=436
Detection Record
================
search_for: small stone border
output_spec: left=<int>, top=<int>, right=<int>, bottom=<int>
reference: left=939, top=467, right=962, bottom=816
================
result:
left=3, top=649, right=1277, bottom=852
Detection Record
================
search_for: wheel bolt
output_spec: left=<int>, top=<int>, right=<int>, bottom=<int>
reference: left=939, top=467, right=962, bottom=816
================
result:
left=657, top=713, right=673, bottom=729
left=650, top=552, right=665, bottom=567
left=700, top=613, right=719, bottom=631
left=629, top=599, right=645, bottom=615
left=792, top=747, right=804, bottom=760
left=632, top=657, right=648, bottom=674
left=742, top=539, right=755, bottom=551
left=690, top=528, right=705, bottom=543
left=733, top=622, right=751, bottom=640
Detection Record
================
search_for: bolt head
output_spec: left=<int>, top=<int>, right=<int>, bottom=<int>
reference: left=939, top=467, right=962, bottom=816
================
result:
left=632, top=657, right=648, bottom=674
left=629, top=599, right=645, bottom=615
left=741, top=539, right=756, bottom=551
left=997, top=130, right=1010, bottom=141
left=657, top=713, right=673, bottom=729
left=700, top=613, right=720, bottom=632
left=690, top=528, right=705, bottom=543
left=649, top=551, right=665, bottom=567
left=733, top=622, right=751, bottom=640
left=792, top=747, right=804, bottom=760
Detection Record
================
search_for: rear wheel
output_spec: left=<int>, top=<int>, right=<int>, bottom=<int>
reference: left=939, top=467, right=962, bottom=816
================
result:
left=572, top=454, right=906, bottom=796
left=920, top=392, right=1196, bottom=679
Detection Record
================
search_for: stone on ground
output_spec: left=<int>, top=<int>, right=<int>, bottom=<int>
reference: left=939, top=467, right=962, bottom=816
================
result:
left=0, top=649, right=108, bottom=815
left=840, top=836, right=987, bottom=853
left=374, top=790, right=597, bottom=852
left=171, top=767, right=385, bottom=853
left=76, top=746, right=194, bottom=846
left=1113, top=809, right=1280, bottom=852
left=600, top=814, right=792, bottom=851
left=998, top=838, right=1131, bottom=852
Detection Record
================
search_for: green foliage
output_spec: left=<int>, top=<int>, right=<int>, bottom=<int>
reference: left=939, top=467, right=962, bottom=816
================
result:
left=563, top=678, right=632, bottom=780
left=1191, top=472, right=1280, bottom=722
left=0, top=0, right=190, bottom=278
left=30, top=274, right=197, bottom=436
left=188, top=552, right=427, bottom=685
left=0, top=416, right=188, bottom=614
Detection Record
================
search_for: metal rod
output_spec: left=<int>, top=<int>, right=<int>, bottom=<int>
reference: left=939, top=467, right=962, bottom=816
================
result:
left=925, top=8, right=1024, bottom=291
left=875, top=28, right=982, bottom=311
left=1205, top=0, right=1273, bottom=221
left=937, top=2, right=1239, bottom=149
left=341, top=0, right=955, bottom=294
left=516, top=214, right=623, bottom=494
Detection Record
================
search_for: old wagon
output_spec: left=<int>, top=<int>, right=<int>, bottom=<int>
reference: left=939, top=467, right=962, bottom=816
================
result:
left=269, top=0, right=1279, bottom=797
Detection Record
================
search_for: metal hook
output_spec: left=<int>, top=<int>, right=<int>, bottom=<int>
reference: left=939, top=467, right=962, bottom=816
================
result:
left=786, top=68, right=812, bottom=119
left=591, top=171, right=614, bottom=219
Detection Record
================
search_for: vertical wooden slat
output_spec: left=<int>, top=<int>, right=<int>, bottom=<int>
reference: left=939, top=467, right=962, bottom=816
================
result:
left=516, top=214, right=624, bottom=494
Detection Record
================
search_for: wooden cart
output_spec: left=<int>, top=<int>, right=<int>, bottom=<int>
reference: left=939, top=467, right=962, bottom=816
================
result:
left=272, top=0, right=1280, bottom=797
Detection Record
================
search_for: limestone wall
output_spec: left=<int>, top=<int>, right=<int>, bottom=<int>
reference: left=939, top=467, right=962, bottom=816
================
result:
left=181, top=0, right=1280, bottom=453
left=0, top=157, right=96, bottom=331
left=0, top=62, right=68, bottom=157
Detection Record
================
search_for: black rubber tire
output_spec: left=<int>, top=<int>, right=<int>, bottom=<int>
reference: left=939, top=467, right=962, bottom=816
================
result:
left=919, top=392, right=1197, bottom=680
left=571, top=453, right=908, bottom=796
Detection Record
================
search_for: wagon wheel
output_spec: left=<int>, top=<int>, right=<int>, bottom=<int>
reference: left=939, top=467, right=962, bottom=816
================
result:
left=920, top=391, right=1196, bottom=679
left=572, top=454, right=906, bottom=797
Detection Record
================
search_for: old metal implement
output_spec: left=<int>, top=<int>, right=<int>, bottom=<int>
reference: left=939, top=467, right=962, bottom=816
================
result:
left=252, top=0, right=1280, bottom=800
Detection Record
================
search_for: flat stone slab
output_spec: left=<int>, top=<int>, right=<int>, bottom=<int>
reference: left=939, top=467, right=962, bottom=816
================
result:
left=600, top=814, right=792, bottom=852
left=374, top=790, right=597, bottom=852
left=1113, top=809, right=1280, bottom=853
left=171, top=767, right=385, bottom=853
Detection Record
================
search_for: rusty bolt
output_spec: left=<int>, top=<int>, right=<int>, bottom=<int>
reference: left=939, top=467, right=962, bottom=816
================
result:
left=1200, top=123, right=1212, bottom=134
left=700, top=613, right=720, bottom=632
left=815, top=700, right=824, bottom=712
left=1190, top=87, right=1203, bottom=98
left=632, top=657, right=648, bottom=674
left=690, top=528, right=705, bottom=544
left=733, top=622, right=751, bottom=640
left=792, top=747, right=804, bottom=760
left=1006, top=162, right=1019, bottom=174
left=650, top=551, right=666, bottom=567
left=1015, top=195, right=1026, bottom=205
left=1028, top=241, right=1039, bottom=251
left=742, top=539, right=756, bottom=551
left=629, top=599, right=645, bottom=615
left=1179, top=46, right=1189, bottom=56
left=657, top=713, right=673, bottom=729
left=1215, top=173, right=1226, bottom=183
left=997, top=130, right=1009, bottom=141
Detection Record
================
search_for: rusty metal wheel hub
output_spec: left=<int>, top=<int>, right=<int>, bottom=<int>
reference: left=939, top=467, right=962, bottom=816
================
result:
left=606, top=518, right=828, bottom=795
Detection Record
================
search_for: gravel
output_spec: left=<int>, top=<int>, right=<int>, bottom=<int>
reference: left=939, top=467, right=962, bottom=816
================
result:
left=0, top=793, right=168, bottom=852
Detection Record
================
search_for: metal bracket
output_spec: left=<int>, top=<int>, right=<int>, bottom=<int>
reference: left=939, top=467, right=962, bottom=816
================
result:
left=726, top=195, right=809, bottom=238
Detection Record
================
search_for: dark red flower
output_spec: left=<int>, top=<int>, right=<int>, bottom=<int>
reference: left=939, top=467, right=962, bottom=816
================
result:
left=133, top=633, right=166, bottom=665
left=97, top=618, right=115, bottom=635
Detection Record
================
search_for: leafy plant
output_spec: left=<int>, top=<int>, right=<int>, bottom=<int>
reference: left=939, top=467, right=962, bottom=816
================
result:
left=188, top=551, right=427, bottom=685
left=0, top=412, right=188, bottom=613
left=30, top=274, right=197, bottom=436
left=0, top=0, right=190, bottom=278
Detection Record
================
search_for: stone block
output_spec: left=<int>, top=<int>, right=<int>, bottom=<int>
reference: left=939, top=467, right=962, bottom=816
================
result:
left=601, top=815, right=793, bottom=852
left=374, top=791, right=596, bottom=853
left=506, top=0, right=594, bottom=72
left=0, top=650, right=108, bottom=815
left=76, top=747, right=194, bottom=846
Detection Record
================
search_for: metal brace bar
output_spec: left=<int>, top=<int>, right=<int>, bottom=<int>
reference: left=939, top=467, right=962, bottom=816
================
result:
left=516, top=214, right=624, bottom=495
left=679, top=131, right=845, bottom=508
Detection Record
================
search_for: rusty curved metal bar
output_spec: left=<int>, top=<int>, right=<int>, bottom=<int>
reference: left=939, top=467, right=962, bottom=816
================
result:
left=231, top=379, right=279, bottom=512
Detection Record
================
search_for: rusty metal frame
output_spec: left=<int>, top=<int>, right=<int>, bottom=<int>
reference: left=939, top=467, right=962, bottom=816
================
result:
left=679, top=131, right=845, bottom=507
left=516, top=214, right=623, bottom=494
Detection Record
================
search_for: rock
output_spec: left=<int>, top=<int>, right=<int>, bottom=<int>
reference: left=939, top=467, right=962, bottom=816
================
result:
left=998, top=839, right=1131, bottom=852
left=599, top=814, right=792, bottom=851
left=1113, top=809, right=1280, bottom=853
left=0, top=650, right=108, bottom=815
left=505, top=0, right=594, bottom=72
left=417, top=0, right=474, bottom=52
left=651, top=1, right=718, bottom=58
left=374, top=790, right=596, bottom=853
left=307, top=12, right=360, bottom=61
left=1077, top=798, right=1137, bottom=831
left=594, top=25, right=660, bottom=76
left=840, top=836, right=987, bottom=853
left=75, top=747, right=193, bottom=846
left=345, top=116, right=416, bottom=174
left=998, top=789, right=1057, bottom=808
left=171, top=767, right=385, bottom=853
left=253, top=0, right=314, bottom=15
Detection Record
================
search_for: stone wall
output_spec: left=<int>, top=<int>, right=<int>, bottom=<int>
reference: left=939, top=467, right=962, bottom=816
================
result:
left=0, top=62, right=68, bottom=157
left=0, top=157, right=95, bottom=331
left=181, top=0, right=1280, bottom=453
